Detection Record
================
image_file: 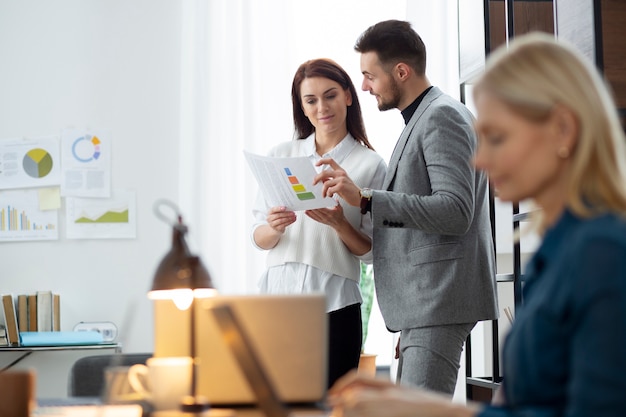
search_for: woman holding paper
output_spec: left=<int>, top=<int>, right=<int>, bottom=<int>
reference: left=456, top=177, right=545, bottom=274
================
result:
left=251, top=58, right=386, bottom=388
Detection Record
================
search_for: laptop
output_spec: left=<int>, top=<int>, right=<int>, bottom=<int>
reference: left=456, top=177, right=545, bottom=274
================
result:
left=154, top=294, right=328, bottom=407
left=210, top=302, right=330, bottom=417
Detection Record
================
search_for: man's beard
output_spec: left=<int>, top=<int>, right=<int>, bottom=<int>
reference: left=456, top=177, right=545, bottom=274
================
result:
left=377, top=78, right=402, bottom=111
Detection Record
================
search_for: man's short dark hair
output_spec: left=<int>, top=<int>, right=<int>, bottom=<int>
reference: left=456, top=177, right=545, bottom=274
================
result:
left=354, top=19, right=427, bottom=76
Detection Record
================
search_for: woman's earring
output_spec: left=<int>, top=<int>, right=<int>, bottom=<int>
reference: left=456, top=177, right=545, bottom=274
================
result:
left=557, top=146, right=570, bottom=159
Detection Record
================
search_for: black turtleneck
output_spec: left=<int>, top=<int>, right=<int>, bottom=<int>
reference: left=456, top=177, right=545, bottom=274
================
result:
left=400, top=86, right=433, bottom=125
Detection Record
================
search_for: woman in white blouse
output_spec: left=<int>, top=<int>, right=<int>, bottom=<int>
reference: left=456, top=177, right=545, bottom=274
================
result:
left=251, top=58, right=386, bottom=388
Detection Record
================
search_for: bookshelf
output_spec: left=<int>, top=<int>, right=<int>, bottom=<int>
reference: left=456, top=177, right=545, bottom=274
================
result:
left=462, top=0, right=556, bottom=402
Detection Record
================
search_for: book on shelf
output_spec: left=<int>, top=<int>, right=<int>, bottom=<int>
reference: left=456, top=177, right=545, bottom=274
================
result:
left=0, top=324, right=7, bottom=346
left=1, top=294, right=19, bottom=346
left=28, top=294, right=37, bottom=331
left=37, top=290, right=53, bottom=332
left=19, top=330, right=103, bottom=346
left=17, top=294, right=28, bottom=333
left=53, top=293, right=61, bottom=332
left=11, top=291, right=62, bottom=334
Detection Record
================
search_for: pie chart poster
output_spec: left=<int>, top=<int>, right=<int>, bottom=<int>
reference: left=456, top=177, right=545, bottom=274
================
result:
left=0, top=136, right=61, bottom=190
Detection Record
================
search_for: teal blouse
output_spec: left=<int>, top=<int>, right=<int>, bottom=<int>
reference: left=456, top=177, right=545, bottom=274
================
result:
left=480, top=209, right=626, bottom=417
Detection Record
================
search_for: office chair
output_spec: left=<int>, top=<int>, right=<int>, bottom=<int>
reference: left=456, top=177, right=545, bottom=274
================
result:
left=68, top=353, right=153, bottom=397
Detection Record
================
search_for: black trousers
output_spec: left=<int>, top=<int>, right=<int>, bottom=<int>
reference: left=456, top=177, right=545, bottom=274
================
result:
left=327, top=303, right=362, bottom=388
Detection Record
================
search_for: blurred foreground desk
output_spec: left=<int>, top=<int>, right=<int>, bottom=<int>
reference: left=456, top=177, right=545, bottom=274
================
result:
left=34, top=406, right=329, bottom=417
left=152, top=408, right=330, bottom=417
left=1, top=343, right=120, bottom=398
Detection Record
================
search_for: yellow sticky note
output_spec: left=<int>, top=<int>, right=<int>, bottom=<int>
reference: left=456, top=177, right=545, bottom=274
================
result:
left=39, top=187, right=61, bottom=210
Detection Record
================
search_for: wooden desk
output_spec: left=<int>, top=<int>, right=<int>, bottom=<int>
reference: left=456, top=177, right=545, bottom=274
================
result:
left=1, top=344, right=121, bottom=398
left=34, top=405, right=329, bottom=417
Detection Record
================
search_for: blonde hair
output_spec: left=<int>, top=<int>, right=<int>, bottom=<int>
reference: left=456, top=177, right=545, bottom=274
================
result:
left=473, top=32, right=626, bottom=219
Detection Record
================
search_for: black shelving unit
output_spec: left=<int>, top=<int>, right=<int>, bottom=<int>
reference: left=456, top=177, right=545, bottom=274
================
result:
left=463, top=0, right=626, bottom=402
left=461, top=0, right=553, bottom=401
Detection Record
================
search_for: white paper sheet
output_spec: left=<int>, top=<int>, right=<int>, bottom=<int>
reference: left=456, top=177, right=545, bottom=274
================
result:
left=65, top=189, right=137, bottom=239
left=244, top=150, right=336, bottom=211
left=60, top=128, right=112, bottom=198
left=0, top=189, right=59, bottom=241
left=0, top=136, right=61, bottom=190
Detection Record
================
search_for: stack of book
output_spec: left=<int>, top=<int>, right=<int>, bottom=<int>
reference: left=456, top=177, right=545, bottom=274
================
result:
left=1, top=291, right=61, bottom=346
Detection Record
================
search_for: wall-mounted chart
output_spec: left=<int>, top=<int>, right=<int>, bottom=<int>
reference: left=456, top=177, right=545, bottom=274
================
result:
left=61, top=128, right=111, bottom=198
left=0, top=137, right=61, bottom=190
left=71, top=134, right=102, bottom=163
left=23, top=148, right=54, bottom=178
left=65, top=189, right=136, bottom=239
left=0, top=189, right=59, bottom=241
left=74, top=207, right=129, bottom=224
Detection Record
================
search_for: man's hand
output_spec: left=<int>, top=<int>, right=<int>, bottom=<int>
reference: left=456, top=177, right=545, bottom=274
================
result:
left=314, top=158, right=362, bottom=207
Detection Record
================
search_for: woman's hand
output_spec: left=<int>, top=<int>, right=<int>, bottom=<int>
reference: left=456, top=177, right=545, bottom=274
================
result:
left=328, top=371, right=480, bottom=417
left=266, top=206, right=296, bottom=234
left=253, top=206, right=296, bottom=250
left=306, top=203, right=371, bottom=256
left=305, top=203, right=345, bottom=229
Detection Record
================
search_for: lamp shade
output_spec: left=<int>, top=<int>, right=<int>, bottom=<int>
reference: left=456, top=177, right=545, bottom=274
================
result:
left=148, top=219, right=216, bottom=309
left=151, top=224, right=214, bottom=291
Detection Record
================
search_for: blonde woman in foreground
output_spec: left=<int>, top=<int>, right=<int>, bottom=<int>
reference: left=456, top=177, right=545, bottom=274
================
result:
left=328, top=32, right=626, bottom=417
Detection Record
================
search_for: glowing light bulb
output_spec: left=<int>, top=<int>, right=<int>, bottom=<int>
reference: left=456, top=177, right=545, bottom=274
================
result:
left=148, top=288, right=193, bottom=310
left=171, top=289, right=194, bottom=310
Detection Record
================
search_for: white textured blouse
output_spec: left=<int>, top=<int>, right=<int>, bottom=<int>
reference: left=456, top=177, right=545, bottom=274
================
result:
left=251, top=133, right=386, bottom=312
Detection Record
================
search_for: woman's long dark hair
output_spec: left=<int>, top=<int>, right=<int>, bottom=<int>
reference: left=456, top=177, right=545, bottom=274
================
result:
left=291, top=58, right=374, bottom=150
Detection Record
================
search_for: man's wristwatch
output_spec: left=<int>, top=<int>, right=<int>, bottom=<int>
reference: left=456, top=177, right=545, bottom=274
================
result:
left=360, top=188, right=373, bottom=214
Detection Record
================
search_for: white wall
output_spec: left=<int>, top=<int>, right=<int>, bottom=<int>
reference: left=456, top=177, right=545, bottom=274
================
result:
left=0, top=0, right=184, bottom=353
left=0, top=2, right=498, bottom=401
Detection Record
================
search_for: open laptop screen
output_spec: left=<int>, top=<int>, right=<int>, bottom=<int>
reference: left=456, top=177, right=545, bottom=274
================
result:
left=153, top=294, right=328, bottom=406
left=210, top=303, right=290, bottom=417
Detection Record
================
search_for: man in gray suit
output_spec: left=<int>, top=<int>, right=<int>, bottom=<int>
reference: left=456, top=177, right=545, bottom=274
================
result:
left=314, top=20, right=498, bottom=395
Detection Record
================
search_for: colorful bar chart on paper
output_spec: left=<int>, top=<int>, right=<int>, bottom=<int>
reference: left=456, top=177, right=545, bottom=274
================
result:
left=0, top=189, right=59, bottom=242
left=1, top=206, right=56, bottom=231
left=244, top=150, right=336, bottom=211
left=284, top=167, right=315, bottom=201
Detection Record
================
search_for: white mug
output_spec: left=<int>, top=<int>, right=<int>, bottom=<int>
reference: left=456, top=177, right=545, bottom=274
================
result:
left=128, top=356, right=192, bottom=411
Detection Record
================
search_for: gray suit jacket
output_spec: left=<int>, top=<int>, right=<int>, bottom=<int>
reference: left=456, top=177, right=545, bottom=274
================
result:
left=371, top=87, right=498, bottom=331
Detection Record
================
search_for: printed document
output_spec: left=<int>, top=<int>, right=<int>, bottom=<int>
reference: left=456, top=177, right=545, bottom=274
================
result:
left=244, top=151, right=336, bottom=211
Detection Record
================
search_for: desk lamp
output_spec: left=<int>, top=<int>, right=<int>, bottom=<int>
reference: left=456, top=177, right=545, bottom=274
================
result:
left=148, top=199, right=216, bottom=413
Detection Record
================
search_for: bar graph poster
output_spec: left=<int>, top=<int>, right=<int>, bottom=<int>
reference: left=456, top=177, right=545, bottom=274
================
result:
left=0, top=189, right=59, bottom=242
left=60, top=128, right=111, bottom=198
left=65, top=190, right=136, bottom=239
left=0, top=136, right=62, bottom=190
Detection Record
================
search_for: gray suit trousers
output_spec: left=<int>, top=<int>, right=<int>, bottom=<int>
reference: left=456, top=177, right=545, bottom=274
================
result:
left=397, top=322, right=476, bottom=395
